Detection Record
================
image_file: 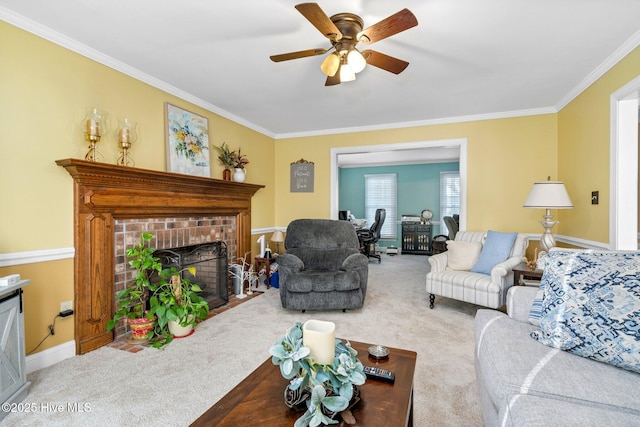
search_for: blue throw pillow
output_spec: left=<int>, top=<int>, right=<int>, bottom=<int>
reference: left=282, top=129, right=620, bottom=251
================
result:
left=470, top=230, right=518, bottom=275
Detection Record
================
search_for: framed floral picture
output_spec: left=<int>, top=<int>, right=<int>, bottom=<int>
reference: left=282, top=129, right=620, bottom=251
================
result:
left=164, top=103, right=210, bottom=177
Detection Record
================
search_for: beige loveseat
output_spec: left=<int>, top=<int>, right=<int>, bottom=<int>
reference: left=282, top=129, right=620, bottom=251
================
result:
left=425, top=231, right=528, bottom=309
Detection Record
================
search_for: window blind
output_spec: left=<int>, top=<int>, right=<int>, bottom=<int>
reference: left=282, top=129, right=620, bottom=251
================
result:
left=365, top=173, right=397, bottom=239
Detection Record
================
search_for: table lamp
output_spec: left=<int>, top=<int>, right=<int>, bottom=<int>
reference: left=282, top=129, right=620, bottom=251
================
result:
left=523, top=178, right=573, bottom=252
left=271, top=230, right=284, bottom=254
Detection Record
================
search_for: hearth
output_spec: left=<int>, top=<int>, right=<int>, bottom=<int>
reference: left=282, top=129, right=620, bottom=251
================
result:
left=153, top=242, right=228, bottom=309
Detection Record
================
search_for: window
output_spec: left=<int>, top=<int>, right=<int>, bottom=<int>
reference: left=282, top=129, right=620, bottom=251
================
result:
left=364, top=174, right=397, bottom=239
left=440, top=171, right=460, bottom=236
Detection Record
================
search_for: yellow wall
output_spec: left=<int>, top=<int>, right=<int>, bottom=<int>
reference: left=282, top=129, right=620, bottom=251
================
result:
left=0, top=21, right=274, bottom=353
left=275, top=115, right=558, bottom=233
left=2, top=19, right=639, bottom=355
left=558, top=46, right=640, bottom=243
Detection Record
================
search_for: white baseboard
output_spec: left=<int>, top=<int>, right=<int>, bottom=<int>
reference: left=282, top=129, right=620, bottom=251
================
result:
left=26, top=340, right=75, bottom=374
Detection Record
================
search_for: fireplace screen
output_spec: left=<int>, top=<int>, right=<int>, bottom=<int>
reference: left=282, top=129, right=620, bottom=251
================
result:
left=154, top=241, right=228, bottom=309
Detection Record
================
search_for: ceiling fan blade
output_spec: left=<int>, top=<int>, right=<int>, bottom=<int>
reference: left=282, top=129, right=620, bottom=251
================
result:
left=270, top=48, right=328, bottom=62
left=295, top=3, right=342, bottom=40
left=362, top=50, right=409, bottom=74
left=325, top=73, right=341, bottom=86
left=358, top=9, right=418, bottom=44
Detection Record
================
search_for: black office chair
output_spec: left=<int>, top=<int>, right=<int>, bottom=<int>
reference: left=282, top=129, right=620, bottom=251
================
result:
left=443, top=216, right=459, bottom=240
left=357, top=209, right=386, bottom=263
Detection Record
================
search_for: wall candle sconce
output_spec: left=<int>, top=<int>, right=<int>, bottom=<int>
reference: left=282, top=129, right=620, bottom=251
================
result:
left=81, top=107, right=108, bottom=162
left=116, top=118, right=138, bottom=167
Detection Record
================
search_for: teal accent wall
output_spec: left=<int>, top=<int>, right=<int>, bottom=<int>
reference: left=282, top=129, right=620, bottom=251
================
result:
left=339, top=162, right=459, bottom=248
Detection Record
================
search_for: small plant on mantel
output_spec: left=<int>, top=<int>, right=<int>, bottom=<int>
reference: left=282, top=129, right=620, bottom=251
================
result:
left=106, top=232, right=162, bottom=340
left=213, top=142, right=235, bottom=170
left=231, top=147, right=249, bottom=169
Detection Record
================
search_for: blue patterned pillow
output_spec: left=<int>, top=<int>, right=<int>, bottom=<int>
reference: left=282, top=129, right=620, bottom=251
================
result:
left=530, top=250, right=640, bottom=373
left=527, top=249, right=579, bottom=326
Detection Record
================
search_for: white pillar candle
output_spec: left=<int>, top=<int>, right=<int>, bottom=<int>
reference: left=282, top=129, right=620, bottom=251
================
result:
left=302, top=320, right=336, bottom=365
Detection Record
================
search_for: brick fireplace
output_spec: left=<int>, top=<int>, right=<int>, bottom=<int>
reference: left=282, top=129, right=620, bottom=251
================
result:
left=112, top=217, right=235, bottom=338
left=57, top=159, right=263, bottom=354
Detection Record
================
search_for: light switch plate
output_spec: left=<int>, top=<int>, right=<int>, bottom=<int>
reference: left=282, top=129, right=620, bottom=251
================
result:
left=592, top=191, right=599, bottom=205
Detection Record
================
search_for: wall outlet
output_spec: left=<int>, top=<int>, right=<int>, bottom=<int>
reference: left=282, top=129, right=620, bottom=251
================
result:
left=60, top=300, right=73, bottom=313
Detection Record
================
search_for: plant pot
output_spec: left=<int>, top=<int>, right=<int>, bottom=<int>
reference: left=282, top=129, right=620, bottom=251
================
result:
left=168, top=319, right=194, bottom=338
left=127, top=316, right=155, bottom=339
left=233, top=168, right=246, bottom=183
left=222, top=168, right=231, bottom=181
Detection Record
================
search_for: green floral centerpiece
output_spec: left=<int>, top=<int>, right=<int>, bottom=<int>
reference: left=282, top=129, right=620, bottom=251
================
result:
left=269, top=321, right=366, bottom=427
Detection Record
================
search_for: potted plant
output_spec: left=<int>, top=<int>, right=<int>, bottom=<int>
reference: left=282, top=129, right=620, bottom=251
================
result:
left=106, top=232, right=162, bottom=340
left=213, top=142, right=235, bottom=180
left=269, top=321, right=366, bottom=426
left=150, top=266, right=210, bottom=341
left=231, top=147, right=249, bottom=182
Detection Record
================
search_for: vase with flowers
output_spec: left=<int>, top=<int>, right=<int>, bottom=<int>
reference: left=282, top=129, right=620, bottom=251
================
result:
left=231, top=147, right=249, bottom=182
left=213, top=142, right=235, bottom=180
left=269, top=321, right=366, bottom=427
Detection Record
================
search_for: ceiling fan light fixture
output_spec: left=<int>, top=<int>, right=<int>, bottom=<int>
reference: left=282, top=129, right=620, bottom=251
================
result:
left=347, top=48, right=366, bottom=73
left=320, top=52, right=340, bottom=77
left=339, top=62, right=356, bottom=83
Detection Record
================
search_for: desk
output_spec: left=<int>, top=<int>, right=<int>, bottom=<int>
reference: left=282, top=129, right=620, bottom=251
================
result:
left=190, top=340, right=416, bottom=427
left=254, top=257, right=276, bottom=289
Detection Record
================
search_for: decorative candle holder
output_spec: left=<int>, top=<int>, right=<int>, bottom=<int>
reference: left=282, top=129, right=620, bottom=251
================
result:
left=115, top=118, right=138, bottom=167
left=81, top=107, right=108, bottom=162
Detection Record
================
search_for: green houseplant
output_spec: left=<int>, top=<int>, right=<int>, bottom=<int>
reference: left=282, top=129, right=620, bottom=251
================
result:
left=213, top=142, right=235, bottom=180
left=269, top=321, right=366, bottom=427
left=150, top=266, right=210, bottom=340
left=106, top=232, right=162, bottom=339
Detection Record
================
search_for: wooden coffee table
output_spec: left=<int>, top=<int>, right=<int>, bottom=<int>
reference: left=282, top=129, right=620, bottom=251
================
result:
left=190, top=340, right=417, bottom=426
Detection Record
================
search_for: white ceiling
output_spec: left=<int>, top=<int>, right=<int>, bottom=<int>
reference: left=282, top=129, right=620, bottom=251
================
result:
left=2, top=0, right=640, bottom=145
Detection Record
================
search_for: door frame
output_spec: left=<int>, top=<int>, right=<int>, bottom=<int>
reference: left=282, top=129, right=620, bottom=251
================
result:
left=610, top=75, right=640, bottom=249
left=330, top=138, right=468, bottom=231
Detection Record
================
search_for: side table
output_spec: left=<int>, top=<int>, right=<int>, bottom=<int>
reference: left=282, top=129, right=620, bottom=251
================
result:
left=254, top=257, right=276, bottom=289
left=513, top=263, right=543, bottom=286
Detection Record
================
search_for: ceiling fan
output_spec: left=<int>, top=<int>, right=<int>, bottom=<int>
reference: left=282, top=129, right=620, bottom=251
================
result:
left=270, top=3, right=418, bottom=86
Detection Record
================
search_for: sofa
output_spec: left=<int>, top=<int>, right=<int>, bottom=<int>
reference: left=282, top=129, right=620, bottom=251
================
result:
left=426, top=231, right=528, bottom=309
left=474, top=250, right=640, bottom=426
left=277, top=219, right=368, bottom=311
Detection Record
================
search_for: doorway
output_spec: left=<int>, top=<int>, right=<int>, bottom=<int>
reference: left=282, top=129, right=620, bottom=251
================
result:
left=330, top=138, right=468, bottom=230
left=611, top=75, right=640, bottom=249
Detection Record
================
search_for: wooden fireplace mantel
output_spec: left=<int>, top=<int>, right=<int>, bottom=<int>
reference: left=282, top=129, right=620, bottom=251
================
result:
left=56, top=158, right=263, bottom=354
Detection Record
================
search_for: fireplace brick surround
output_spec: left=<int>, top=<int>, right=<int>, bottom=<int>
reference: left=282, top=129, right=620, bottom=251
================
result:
left=57, top=159, right=263, bottom=354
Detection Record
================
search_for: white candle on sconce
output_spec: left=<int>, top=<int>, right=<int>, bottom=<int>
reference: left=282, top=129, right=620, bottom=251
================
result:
left=119, top=127, right=130, bottom=143
left=86, top=118, right=100, bottom=136
left=302, top=320, right=336, bottom=365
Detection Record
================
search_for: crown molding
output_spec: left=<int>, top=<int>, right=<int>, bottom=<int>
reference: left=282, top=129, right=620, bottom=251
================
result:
left=555, top=29, right=640, bottom=111
left=0, top=7, right=275, bottom=139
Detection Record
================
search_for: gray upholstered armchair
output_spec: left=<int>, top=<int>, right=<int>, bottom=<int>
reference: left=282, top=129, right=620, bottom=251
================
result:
left=277, top=219, right=369, bottom=311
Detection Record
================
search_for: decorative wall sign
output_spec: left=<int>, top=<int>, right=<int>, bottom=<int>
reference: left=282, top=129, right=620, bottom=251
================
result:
left=290, top=159, right=314, bottom=192
left=165, top=103, right=210, bottom=177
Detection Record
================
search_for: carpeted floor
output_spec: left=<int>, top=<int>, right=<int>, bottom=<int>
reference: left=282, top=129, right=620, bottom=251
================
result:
left=3, top=253, right=484, bottom=426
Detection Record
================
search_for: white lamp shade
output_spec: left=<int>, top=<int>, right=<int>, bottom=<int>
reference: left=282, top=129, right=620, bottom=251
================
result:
left=347, top=49, right=366, bottom=73
left=271, top=230, right=284, bottom=243
left=523, top=181, right=574, bottom=208
left=339, top=64, right=355, bottom=82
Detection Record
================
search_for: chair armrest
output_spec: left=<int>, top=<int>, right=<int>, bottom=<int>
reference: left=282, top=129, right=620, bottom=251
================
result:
left=506, top=286, right=539, bottom=323
left=276, top=254, right=304, bottom=272
left=342, top=253, right=369, bottom=270
left=428, top=252, right=448, bottom=273
left=490, top=256, right=526, bottom=286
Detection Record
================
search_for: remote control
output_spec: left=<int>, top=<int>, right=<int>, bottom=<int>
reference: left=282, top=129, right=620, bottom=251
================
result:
left=363, top=365, right=395, bottom=383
